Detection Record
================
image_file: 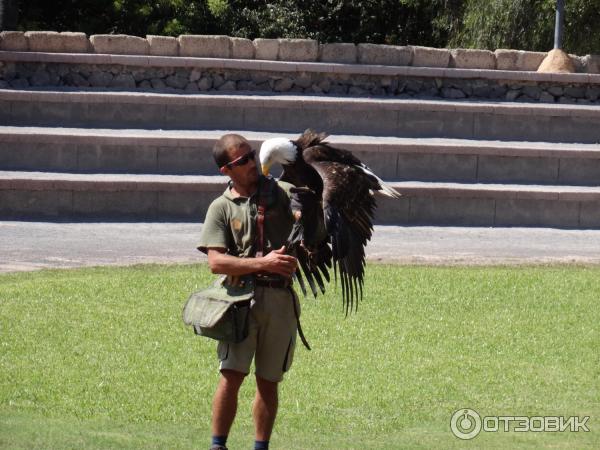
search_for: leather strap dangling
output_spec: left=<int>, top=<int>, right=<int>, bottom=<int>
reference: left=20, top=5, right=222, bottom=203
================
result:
left=255, top=178, right=271, bottom=257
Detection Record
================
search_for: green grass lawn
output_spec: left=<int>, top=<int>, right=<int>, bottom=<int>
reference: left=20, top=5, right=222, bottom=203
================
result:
left=1, top=264, right=598, bottom=449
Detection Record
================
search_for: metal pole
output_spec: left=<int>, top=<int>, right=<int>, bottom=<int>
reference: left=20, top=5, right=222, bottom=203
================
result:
left=554, top=0, right=565, bottom=49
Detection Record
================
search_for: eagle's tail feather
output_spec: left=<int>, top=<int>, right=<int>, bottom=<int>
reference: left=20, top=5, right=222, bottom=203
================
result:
left=299, top=255, right=318, bottom=298
left=311, top=262, right=327, bottom=294
left=293, top=271, right=308, bottom=297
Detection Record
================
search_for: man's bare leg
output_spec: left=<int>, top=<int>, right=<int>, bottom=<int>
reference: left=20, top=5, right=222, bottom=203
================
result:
left=253, top=375, right=279, bottom=442
left=212, top=369, right=246, bottom=438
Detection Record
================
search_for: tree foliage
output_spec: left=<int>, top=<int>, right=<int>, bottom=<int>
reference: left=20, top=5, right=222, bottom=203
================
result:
left=11, top=0, right=600, bottom=55
left=202, top=0, right=464, bottom=46
left=14, top=0, right=217, bottom=37
left=451, top=0, right=600, bottom=54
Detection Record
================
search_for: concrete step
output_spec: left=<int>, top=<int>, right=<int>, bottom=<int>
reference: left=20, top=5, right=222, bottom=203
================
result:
left=2, top=126, right=600, bottom=185
left=1, top=171, right=599, bottom=227
left=0, top=171, right=223, bottom=221
left=2, top=89, right=600, bottom=143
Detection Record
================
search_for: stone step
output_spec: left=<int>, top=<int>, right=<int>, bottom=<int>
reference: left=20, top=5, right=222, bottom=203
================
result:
left=2, top=89, right=600, bottom=143
left=2, top=126, right=600, bottom=185
left=1, top=171, right=599, bottom=227
left=0, top=171, right=223, bottom=221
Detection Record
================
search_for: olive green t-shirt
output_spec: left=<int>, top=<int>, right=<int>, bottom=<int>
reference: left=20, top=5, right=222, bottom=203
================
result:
left=197, top=176, right=295, bottom=257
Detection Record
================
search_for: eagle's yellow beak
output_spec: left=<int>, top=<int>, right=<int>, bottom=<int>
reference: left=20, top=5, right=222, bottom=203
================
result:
left=262, top=163, right=271, bottom=176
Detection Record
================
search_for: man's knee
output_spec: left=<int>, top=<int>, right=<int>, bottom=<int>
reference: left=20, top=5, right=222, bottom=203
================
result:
left=255, top=375, right=278, bottom=396
left=220, top=369, right=246, bottom=390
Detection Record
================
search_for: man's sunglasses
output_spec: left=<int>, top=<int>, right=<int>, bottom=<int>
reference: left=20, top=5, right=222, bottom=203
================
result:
left=221, top=150, right=256, bottom=170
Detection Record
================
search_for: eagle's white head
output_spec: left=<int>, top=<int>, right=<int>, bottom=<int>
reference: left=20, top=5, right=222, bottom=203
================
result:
left=259, top=137, right=298, bottom=176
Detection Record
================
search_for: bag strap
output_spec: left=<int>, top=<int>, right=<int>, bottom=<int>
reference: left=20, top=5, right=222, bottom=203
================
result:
left=255, top=178, right=271, bottom=258
left=288, top=287, right=311, bottom=350
left=255, top=178, right=311, bottom=351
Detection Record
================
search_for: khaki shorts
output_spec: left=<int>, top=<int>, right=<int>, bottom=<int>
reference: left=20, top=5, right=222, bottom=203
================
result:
left=217, top=286, right=299, bottom=382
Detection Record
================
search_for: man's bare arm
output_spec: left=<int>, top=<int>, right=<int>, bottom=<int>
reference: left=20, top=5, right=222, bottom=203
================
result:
left=207, top=246, right=297, bottom=278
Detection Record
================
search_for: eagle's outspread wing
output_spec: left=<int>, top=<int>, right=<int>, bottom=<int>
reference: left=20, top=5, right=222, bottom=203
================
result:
left=259, top=129, right=400, bottom=313
left=302, top=139, right=400, bottom=313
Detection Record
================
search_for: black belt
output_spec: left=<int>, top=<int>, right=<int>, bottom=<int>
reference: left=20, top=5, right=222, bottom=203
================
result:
left=255, top=278, right=290, bottom=288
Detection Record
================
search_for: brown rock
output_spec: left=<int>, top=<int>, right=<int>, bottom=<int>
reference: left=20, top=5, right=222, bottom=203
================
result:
left=90, top=34, right=149, bottom=55
left=537, top=48, right=576, bottom=73
left=147, top=35, right=178, bottom=56
left=178, top=35, right=231, bottom=58
left=0, top=31, right=28, bottom=51
left=278, top=39, right=318, bottom=62
left=496, top=49, right=547, bottom=71
left=451, top=49, right=496, bottom=70
left=61, top=32, right=90, bottom=53
left=231, top=38, right=254, bottom=59
left=519, top=51, right=547, bottom=71
left=25, top=31, right=89, bottom=53
left=254, top=39, right=279, bottom=60
left=411, top=46, right=450, bottom=68
left=582, top=54, right=600, bottom=73
left=357, top=44, right=412, bottom=66
left=319, top=43, right=357, bottom=64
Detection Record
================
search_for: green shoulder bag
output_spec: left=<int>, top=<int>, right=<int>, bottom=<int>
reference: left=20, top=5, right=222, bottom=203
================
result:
left=182, top=275, right=254, bottom=343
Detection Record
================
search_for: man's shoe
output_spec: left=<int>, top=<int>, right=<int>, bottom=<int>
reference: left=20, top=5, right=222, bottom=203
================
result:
left=209, top=446, right=228, bottom=450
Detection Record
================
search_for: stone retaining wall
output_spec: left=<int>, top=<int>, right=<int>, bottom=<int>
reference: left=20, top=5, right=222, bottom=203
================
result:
left=1, top=30, right=599, bottom=73
left=0, top=54, right=600, bottom=104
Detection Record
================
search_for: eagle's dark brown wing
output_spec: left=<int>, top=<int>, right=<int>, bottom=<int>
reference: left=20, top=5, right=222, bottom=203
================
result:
left=280, top=131, right=332, bottom=299
left=282, top=129, right=399, bottom=312
left=304, top=150, right=380, bottom=314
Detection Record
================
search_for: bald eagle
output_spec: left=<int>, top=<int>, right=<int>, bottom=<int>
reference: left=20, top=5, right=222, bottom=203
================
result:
left=260, top=129, right=400, bottom=313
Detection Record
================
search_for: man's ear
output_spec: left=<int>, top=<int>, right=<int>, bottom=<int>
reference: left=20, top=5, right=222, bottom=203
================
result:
left=219, top=166, right=227, bottom=175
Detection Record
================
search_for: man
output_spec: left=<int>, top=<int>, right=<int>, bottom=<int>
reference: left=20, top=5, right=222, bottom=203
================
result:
left=197, top=134, right=300, bottom=450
